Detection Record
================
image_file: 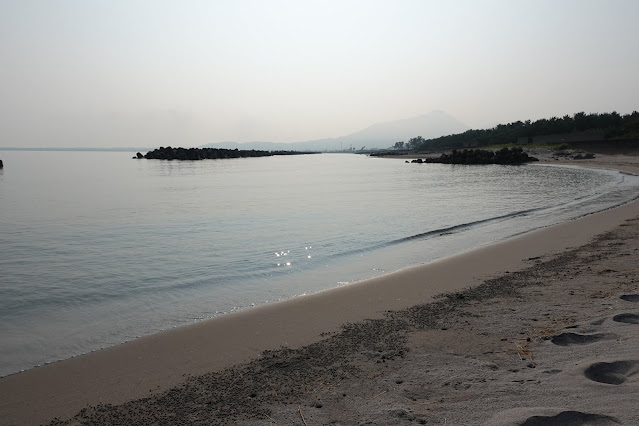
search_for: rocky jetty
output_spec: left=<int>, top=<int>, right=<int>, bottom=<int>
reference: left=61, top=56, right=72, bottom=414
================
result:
left=412, top=147, right=538, bottom=165
left=140, top=146, right=314, bottom=161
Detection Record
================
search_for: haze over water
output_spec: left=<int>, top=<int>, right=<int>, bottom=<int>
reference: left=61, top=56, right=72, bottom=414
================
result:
left=1, top=151, right=639, bottom=377
left=2, top=2, right=638, bottom=149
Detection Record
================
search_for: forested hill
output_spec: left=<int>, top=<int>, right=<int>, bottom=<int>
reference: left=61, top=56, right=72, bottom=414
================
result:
left=406, top=111, right=639, bottom=151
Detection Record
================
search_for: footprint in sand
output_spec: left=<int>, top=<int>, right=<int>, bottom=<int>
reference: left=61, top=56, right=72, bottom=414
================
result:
left=550, top=332, right=612, bottom=346
left=584, top=360, right=639, bottom=385
left=518, top=410, right=620, bottom=425
left=620, top=294, right=639, bottom=302
left=486, top=408, right=620, bottom=426
left=612, top=313, right=639, bottom=324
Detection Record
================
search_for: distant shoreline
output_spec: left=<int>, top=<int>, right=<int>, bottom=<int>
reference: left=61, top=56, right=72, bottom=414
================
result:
left=0, top=147, right=153, bottom=152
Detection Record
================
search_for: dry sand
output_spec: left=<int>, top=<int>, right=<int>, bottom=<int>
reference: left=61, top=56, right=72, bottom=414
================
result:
left=1, top=153, right=639, bottom=425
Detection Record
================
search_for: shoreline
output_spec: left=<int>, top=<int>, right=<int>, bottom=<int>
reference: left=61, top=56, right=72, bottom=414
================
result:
left=2, top=155, right=639, bottom=425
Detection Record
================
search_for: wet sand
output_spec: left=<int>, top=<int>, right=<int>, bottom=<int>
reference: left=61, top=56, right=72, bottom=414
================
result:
left=1, top=154, right=639, bottom=425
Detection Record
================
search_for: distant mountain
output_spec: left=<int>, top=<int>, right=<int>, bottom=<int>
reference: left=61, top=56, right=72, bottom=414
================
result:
left=338, top=110, right=468, bottom=149
left=200, top=111, right=468, bottom=151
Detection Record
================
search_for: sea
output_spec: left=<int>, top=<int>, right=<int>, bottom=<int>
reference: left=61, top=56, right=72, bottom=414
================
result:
left=1, top=150, right=638, bottom=377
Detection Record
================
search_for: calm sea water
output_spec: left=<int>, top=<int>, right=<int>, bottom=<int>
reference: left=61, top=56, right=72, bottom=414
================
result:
left=1, top=151, right=638, bottom=377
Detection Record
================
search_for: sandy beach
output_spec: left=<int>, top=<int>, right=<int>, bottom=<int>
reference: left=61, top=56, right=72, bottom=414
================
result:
left=2, top=153, right=639, bottom=425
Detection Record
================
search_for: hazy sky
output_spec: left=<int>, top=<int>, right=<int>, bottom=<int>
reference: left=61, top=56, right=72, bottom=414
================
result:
left=1, top=0, right=638, bottom=148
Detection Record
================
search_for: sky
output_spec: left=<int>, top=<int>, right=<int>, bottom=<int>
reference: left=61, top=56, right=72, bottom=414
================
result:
left=1, top=0, right=638, bottom=148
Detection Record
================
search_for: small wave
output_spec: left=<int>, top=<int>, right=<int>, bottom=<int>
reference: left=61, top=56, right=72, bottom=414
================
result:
left=330, top=170, right=639, bottom=260
left=329, top=206, right=547, bottom=259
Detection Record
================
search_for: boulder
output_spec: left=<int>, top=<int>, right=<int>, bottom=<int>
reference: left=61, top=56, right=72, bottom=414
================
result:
left=417, top=148, right=538, bottom=165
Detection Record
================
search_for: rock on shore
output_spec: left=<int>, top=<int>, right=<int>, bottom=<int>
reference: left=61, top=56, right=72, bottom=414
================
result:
left=140, top=146, right=313, bottom=160
left=412, top=147, right=538, bottom=165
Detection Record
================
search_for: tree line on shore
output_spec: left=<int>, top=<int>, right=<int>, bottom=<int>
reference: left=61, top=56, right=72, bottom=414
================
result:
left=393, top=111, right=639, bottom=151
